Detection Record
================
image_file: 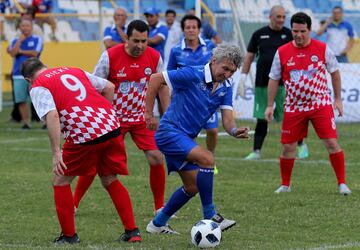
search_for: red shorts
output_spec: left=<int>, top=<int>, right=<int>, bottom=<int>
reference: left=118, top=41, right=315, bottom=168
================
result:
left=120, top=121, right=158, bottom=151
left=62, top=135, right=128, bottom=177
left=281, top=105, right=337, bottom=144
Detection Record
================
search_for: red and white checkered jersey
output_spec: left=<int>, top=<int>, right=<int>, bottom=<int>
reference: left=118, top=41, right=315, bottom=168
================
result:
left=30, top=67, right=120, bottom=144
left=94, top=44, right=162, bottom=122
left=269, top=39, right=339, bottom=112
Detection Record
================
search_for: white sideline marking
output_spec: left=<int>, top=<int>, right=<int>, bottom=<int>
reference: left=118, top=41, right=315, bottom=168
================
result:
left=292, top=242, right=360, bottom=250
left=0, top=137, right=48, bottom=144
left=0, top=243, right=112, bottom=249
left=7, top=147, right=360, bottom=166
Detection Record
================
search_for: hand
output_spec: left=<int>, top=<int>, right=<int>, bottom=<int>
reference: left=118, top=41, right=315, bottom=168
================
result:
left=236, top=74, right=247, bottom=98
left=52, top=151, right=67, bottom=176
left=232, top=127, right=250, bottom=139
left=145, top=114, right=159, bottom=131
left=264, top=106, right=274, bottom=122
left=18, top=34, right=26, bottom=42
left=333, top=99, right=344, bottom=117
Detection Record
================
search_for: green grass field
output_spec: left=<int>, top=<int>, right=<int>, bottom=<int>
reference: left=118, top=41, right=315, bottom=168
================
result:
left=1, top=95, right=360, bottom=250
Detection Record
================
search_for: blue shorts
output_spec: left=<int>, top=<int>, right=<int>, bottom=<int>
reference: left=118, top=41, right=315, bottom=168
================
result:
left=13, top=78, right=30, bottom=103
left=203, top=112, right=218, bottom=129
left=155, top=128, right=199, bottom=174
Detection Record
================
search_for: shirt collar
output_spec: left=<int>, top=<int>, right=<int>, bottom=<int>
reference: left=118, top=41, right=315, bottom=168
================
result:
left=111, top=24, right=126, bottom=31
left=181, top=35, right=207, bottom=50
left=204, top=63, right=212, bottom=84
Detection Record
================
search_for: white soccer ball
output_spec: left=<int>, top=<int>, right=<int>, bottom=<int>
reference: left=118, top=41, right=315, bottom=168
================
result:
left=191, top=219, right=221, bottom=248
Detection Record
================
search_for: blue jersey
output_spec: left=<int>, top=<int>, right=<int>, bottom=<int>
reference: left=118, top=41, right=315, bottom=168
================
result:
left=159, top=63, right=233, bottom=138
left=103, top=24, right=126, bottom=43
left=167, top=36, right=216, bottom=70
left=149, top=22, right=168, bottom=59
left=10, top=35, right=43, bottom=78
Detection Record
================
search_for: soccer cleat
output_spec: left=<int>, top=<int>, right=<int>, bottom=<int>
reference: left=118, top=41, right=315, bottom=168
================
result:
left=118, top=228, right=142, bottom=242
left=214, top=164, right=219, bottom=175
left=53, top=233, right=80, bottom=245
left=274, top=185, right=291, bottom=194
left=210, top=213, right=236, bottom=231
left=146, top=220, right=180, bottom=235
left=339, top=183, right=352, bottom=195
left=296, top=143, right=309, bottom=159
left=21, top=124, right=31, bottom=130
left=244, top=151, right=260, bottom=160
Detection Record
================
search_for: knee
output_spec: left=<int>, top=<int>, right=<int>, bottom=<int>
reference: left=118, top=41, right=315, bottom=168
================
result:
left=100, top=175, right=117, bottom=188
left=52, top=175, right=72, bottom=186
left=146, top=150, right=164, bottom=165
left=324, top=140, right=341, bottom=153
left=282, top=144, right=297, bottom=158
left=183, top=184, right=198, bottom=196
left=199, top=153, right=214, bottom=167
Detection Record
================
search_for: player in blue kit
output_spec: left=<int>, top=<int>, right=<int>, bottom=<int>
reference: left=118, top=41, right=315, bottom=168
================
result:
left=145, top=44, right=249, bottom=234
left=167, top=14, right=219, bottom=173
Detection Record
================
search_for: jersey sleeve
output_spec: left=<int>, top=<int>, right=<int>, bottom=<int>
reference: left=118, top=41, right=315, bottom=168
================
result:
left=202, top=22, right=217, bottom=39
left=325, top=46, right=339, bottom=73
left=247, top=31, right=258, bottom=53
left=93, top=51, right=110, bottom=79
left=156, top=26, right=168, bottom=41
left=30, top=86, right=56, bottom=121
left=34, top=36, right=43, bottom=54
left=9, top=38, right=17, bottom=49
left=163, top=67, right=195, bottom=91
left=103, top=26, right=112, bottom=41
left=268, top=50, right=282, bottom=80
left=346, top=22, right=354, bottom=38
left=220, top=85, right=233, bottom=110
left=84, top=71, right=108, bottom=93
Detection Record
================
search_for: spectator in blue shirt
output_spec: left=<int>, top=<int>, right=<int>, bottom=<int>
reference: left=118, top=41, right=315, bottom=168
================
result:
left=144, top=7, right=168, bottom=59
left=103, top=7, right=127, bottom=49
left=7, top=18, right=43, bottom=129
left=317, top=6, right=354, bottom=63
left=167, top=14, right=220, bottom=172
left=144, top=44, right=249, bottom=234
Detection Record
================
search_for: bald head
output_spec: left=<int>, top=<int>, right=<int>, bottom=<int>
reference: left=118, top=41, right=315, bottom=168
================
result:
left=269, top=5, right=286, bottom=31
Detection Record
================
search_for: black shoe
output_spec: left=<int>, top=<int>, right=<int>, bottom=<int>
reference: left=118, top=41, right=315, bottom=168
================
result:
left=53, top=233, right=80, bottom=245
left=118, top=228, right=142, bottom=243
left=41, top=124, right=47, bottom=129
left=21, top=124, right=31, bottom=130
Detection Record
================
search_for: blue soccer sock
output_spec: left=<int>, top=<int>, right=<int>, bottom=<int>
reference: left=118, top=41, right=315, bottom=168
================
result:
left=197, top=167, right=216, bottom=219
left=153, top=186, right=194, bottom=227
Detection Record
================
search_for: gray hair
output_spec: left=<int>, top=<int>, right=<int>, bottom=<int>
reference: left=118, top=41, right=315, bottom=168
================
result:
left=212, top=44, right=243, bottom=68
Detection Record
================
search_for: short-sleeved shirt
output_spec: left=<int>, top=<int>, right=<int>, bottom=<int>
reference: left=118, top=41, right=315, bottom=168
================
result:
left=326, top=21, right=354, bottom=56
left=32, top=0, right=52, bottom=13
left=247, top=26, right=292, bottom=87
left=269, top=39, right=339, bottom=113
left=30, top=67, right=120, bottom=144
left=93, top=44, right=162, bottom=123
left=103, top=24, right=126, bottom=43
left=201, top=21, right=217, bottom=40
left=159, top=63, right=233, bottom=138
left=149, top=21, right=168, bottom=59
left=9, top=35, right=43, bottom=78
left=167, top=36, right=215, bottom=70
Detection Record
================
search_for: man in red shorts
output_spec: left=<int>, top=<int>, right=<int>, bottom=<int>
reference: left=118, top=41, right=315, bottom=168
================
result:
left=265, top=12, right=351, bottom=195
left=73, top=20, right=170, bottom=214
left=21, top=57, right=141, bottom=245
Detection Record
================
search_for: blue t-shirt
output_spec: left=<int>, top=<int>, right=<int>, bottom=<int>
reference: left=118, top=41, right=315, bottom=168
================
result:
left=0, top=0, right=10, bottom=13
left=10, top=35, right=43, bottom=77
left=103, top=24, right=126, bottom=43
left=167, top=36, right=216, bottom=70
left=201, top=21, right=217, bottom=40
left=149, top=22, right=168, bottom=59
left=159, top=63, right=233, bottom=138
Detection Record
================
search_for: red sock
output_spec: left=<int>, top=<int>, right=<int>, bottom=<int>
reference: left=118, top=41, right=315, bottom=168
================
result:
left=280, top=157, right=295, bottom=186
left=150, top=164, right=165, bottom=210
left=329, top=151, right=346, bottom=185
left=73, top=175, right=96, bottom=208
left=54, top=185, right=75, bottom=237
left=106, top=180, right=136, bottom=231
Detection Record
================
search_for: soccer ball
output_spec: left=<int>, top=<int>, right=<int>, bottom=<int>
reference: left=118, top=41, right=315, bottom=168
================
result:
left=191, top=219, right=221, bottom=248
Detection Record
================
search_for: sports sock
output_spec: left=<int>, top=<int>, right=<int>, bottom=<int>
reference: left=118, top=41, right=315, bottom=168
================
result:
left=329, top=151, right=346, bottom=185
left=153, top=186, right=193, bottom=227
left=197, top=167, right=216, bottom=219
left=106, top=180, right=136, bottom=231
left=254, top=119, right=268, bottom=151
left=54, top=185, right=76, bottom=237
left=73, top=175, right=96, bottom=208
left=150, top=164, right=165, bottom=210
left=280, top=157, right=295, bottom=186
